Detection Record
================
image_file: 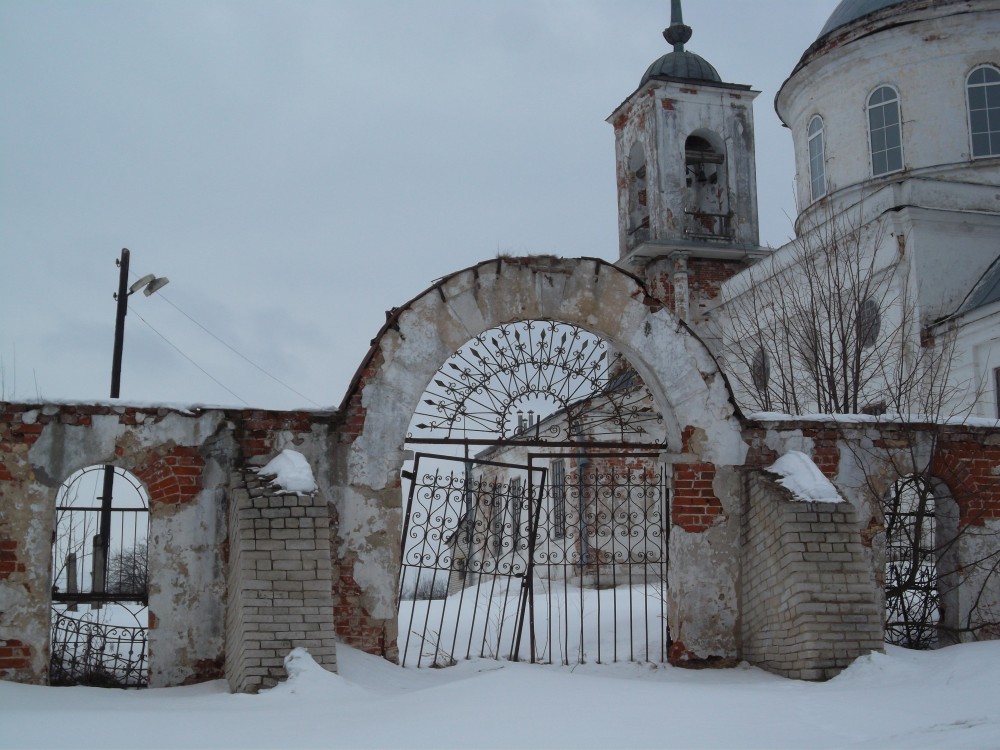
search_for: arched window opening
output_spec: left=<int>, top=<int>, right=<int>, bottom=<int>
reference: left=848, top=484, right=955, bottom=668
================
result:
left=884, top=475, right=939, bottom=649
left=50, top=465, right=149, bottom=687
left=627, top=141, right=650, bottom=246
left=684, top=132, right=732, bottom=240
left=967, top=65, right=1000, bottom=157
left=807, top=115, right=827, bottom=201
left=868, top=86, right=903, bottom=176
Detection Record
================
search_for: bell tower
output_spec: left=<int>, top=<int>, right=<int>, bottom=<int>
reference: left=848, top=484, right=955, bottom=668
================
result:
left=609, top=1, right=763, bottom=322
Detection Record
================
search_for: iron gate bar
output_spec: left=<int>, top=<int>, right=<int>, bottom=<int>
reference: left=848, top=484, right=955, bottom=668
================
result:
left=400, top=448, right=670, bottom=667
left=50, top=609, right=148, bottom=688
left=406, top=438, right=669, bottom=449
left=398, top=452, right=546, bottom=667
left=513, top=451, right=665, bottom=664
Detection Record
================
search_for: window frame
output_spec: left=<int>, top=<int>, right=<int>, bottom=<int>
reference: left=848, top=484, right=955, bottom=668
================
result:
left=966, top=64, right=1000, bottom=159
left=807, top=115, right=827, bottom=202
left=867, top=85, right=904, bottom=177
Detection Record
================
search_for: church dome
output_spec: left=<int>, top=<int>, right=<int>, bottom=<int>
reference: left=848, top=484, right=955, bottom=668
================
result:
left=817, top=0, right=906, bottom=38
left=640, top=50, right=721, bottom=86
left=640, top=0, right=722, bottom=86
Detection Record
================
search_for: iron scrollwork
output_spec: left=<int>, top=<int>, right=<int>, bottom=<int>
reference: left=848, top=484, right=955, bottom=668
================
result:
left=409, top=321, right=665, bottom=444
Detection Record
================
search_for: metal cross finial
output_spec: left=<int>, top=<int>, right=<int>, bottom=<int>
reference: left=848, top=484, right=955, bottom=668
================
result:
left=663, top=0, right=693, bottom=51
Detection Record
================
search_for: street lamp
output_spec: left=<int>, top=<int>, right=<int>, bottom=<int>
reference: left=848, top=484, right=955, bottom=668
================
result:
left=95, top=248, right=168, bottom=598
left=109, top=248, right=169, bottom=399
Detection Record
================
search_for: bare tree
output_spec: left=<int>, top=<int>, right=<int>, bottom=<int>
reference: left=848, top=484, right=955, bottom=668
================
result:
left=106, top=544, right=148, bottom=597
left=718, top=204, right=999, bottom=648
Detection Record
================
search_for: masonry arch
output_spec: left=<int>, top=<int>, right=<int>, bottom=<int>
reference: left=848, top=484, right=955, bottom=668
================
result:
left=14, top=408, right=232, bottom=687
left=335, top=256, right=747, bottom=664
left=50, top=464, right=150, bottom=687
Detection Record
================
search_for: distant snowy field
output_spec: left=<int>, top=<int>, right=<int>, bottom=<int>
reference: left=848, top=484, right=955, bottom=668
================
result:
left=3, top=640, right=1000, bottom=749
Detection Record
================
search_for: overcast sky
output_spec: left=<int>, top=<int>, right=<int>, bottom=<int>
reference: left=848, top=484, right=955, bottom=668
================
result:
left=0, top=0, right=841, bottom=411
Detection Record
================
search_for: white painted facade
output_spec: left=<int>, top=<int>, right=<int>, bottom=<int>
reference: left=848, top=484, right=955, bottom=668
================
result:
left=704, top=0, right=1000, bottom=419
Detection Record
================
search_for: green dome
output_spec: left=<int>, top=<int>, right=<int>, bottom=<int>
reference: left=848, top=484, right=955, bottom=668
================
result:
left=818, top=0, right=906, bottom=38
left=640, top=50, right=721, bottom=86
left=640, top=0, right=721, bottom=86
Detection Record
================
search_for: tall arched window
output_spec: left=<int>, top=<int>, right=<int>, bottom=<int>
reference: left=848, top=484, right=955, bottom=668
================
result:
left=867, top=86, right=903, bottom=176
left=967, top=65, right=1000, bottom=157
left=807, top=115, right=827, bottom=201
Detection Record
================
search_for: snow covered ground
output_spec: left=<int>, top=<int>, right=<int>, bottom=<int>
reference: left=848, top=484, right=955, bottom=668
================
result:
left=3, top=640, right=1000, bottom=749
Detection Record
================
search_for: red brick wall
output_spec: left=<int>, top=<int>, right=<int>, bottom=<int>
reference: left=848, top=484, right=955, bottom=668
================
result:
left=643, top=258, right=747, bottom=322
left=0, top=639, right=31, bottom=673
left=0, top=538, right=26, bottom=580
left=672, top=463, right=722, bottom=532
left=743, top=420, right=1000, bottom=526
left=136, top=447, right=205, bottom=506
left=933, top=430, right=1000, bottom=525
left=333, top=553, right=396, bottom=660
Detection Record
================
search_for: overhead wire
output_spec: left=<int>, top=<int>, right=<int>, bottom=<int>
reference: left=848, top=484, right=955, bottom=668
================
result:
left=128, top=270, right=322, bottom=407
left=156, top=293, right=322, bottom=407
left=130, top=308, right=249, bottom=405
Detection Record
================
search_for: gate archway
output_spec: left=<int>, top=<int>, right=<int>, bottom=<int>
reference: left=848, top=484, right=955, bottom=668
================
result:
left=399, top=319, right=671, bottom=666
left=335, top=256, right=747, bottom=665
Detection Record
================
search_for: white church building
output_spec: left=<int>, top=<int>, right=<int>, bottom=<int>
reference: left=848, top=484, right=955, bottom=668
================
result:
left=611, top=0, right=1000, bottom=420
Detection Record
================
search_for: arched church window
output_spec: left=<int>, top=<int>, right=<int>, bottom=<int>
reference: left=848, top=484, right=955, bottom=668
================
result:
left=807, top=115, right=827, bottom=201
left=684, top=132, right=731, bottom=239
left=967, top=65, right=1000, bottom=157
left=867, top=86, right=903, bottom=176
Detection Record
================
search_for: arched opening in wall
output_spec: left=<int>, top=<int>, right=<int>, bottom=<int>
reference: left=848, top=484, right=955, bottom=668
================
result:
left=884, top=474, right=941, bottom=649
left=626, top=141, right=650, bottom=248
left=398, top=319, right=670, bottom=667
left=684, top=130, right=731, bottom=240
left=50, top=465, right=149, bottom=687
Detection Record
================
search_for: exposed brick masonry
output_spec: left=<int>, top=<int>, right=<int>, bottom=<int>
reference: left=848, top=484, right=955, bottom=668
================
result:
left=741, top=472, right=883, bottom=680
left=225, top=467, right=338, bottom=693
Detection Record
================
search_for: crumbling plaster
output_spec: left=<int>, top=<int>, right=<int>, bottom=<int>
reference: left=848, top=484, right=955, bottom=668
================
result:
left=341, top=256, right=748, bottom=661
left=3, top=406, right=235, bottom=686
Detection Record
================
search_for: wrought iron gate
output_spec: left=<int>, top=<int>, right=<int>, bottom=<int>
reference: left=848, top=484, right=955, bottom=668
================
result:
left=397, top=451, right=669, bottom=666
left=50, top=465, right=149, bottom=687
left=398, top=453, right=546, bottom=667
left=400, top=320, right=671, bottom=667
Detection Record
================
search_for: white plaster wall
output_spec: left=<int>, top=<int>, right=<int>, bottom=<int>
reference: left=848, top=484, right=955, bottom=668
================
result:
left=945, top=300, right=1000, bottom=418
left=147, top=485, right=226, bottom=687
left=611, top=80, right=760, bottom=256
left=778, top=1, right=1000, bottom=219
left=25, top=410, right=231, bottom=687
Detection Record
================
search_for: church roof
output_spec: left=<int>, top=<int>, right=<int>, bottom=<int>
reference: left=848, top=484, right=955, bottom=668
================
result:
left=957, top=257, right=1000, bottom=316
left=640, top=0, right=722, bottom=86
left=640, top=50, right=721, bottom=85
left=818, top=0, right=907, bottom=38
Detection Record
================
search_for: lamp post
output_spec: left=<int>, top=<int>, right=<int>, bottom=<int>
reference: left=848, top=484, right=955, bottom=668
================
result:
left=95, top=249, right=169, bottom=597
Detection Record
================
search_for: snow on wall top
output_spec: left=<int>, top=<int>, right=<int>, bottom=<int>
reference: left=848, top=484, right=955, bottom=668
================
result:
left=258, top=449, right=317, bottom=494
left=766, top=451, right=843, bottom=503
